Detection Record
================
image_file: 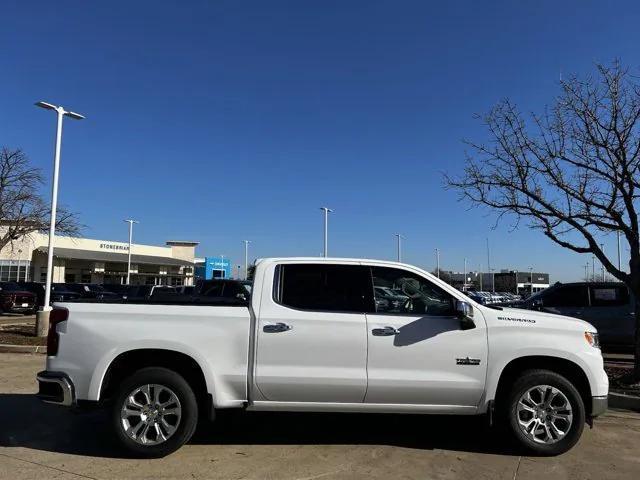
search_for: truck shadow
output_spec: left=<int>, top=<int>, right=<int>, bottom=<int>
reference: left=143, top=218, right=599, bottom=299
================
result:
left=0, top=394, right=520, bottom=457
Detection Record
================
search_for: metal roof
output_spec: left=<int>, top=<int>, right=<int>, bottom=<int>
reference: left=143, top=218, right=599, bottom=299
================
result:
left=34, top=247, right=193, bottom=266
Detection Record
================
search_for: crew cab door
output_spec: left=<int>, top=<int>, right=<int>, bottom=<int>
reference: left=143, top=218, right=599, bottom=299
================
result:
left=254, top=262, right=371, bottom=403
left=364, top=265, right=487, bottom=407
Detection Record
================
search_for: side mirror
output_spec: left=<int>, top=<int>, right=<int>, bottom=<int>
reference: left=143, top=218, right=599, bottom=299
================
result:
left=531, top=299, right=543, bottom=310
left=456, top=300, right=476, bottom=330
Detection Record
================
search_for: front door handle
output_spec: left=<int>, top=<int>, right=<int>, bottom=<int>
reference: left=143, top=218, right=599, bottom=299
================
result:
left=372, top=326, right=400, bottom=336
left=263, top=322, right=292, bottom=333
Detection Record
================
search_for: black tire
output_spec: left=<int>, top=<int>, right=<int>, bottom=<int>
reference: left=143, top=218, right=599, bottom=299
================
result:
left=503, top=369, right=585, bottom=456
left=112, top=367, right=198, bottom=458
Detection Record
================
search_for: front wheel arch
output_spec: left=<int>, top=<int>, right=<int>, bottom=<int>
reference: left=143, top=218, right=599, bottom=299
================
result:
left=493, top=356, right=592, bottom=417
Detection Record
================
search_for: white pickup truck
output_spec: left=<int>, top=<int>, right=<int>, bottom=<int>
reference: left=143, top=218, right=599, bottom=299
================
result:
left=37, top=257, right=608, bottom=457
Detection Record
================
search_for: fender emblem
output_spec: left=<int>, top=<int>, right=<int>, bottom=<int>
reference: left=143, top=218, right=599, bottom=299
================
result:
left=456, top=357, right=481, bottom=366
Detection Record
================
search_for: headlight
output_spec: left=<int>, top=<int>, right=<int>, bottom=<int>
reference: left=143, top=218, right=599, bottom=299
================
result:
left=584, top=331, right=600, bottom=349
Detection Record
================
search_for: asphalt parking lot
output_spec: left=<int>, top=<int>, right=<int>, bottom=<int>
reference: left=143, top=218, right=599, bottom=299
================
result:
left=1, top=353, right=639, bottom=480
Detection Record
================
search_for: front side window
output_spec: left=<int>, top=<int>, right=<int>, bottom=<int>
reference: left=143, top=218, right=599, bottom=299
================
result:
left=277, top=264, right=372, bottom=313
left=371, top=266, right=455, bottom=315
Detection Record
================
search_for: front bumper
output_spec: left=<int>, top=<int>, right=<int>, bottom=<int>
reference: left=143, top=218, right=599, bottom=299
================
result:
left=591, top=395, right=608, bottom=417
left=36, top=371, right=75, bottom=406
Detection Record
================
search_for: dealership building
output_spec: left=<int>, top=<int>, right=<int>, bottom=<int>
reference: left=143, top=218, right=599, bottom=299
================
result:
left=0, top=229, right=198, bottom=285
left=445, top=269, right=550, bottom=294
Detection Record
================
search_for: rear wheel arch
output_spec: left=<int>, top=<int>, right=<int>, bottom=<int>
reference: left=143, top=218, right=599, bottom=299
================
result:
left=100, top=348, right=212, bottom=418
left=493, top=356, right=593, bottom=416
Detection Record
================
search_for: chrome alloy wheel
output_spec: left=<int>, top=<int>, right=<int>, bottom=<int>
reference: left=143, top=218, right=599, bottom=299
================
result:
left=120, top=384, right=182, bottom=445
left=516, top=384, right=573, bottom=444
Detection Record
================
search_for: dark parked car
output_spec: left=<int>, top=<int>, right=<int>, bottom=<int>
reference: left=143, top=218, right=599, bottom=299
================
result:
left=103, top=280, right=251, bottom=305
left=16, top=282, right=83, bottom=307
left=373, top=286, right=409, bottom=311
left=0, top=282, right=37, bottom=314
left=54, top=283, right=120, bottom=301
left=518, top=282, right=634, bottom=351
left=103, top=284, right=179, bottom=301
left=182, top=279, right=252, bottom=305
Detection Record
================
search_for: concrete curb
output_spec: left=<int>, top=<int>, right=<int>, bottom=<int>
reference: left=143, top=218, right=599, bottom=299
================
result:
left=609, top=391, right=640, bottom=412
left=0, top=344, right=46, bottom=354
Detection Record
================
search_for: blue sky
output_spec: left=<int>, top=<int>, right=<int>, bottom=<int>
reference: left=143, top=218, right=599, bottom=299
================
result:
left=2, top=0, right=639, bottom=281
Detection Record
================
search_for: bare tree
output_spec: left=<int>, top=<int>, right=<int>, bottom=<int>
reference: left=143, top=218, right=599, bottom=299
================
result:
left=0, top=147, right=81, bottom=251
left=446, top=61, right=640, bottom=380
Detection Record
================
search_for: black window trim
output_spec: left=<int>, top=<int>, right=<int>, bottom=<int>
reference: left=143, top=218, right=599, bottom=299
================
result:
left=368, top=265, right=457, bottom=317
left=272, top=262, right=375, bottom=314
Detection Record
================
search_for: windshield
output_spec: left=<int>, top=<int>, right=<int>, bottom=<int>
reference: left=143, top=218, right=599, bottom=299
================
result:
left=0, top=282, right=22, bottom=291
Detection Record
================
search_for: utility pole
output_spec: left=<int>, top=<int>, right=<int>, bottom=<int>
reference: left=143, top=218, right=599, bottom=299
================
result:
left=435, top=248, right=440, bottom=278
left=243, top=240, right=251, bottom=280
left=479, top=264, right=483, bottom=291
left=320, top=207, right=333, bottom=257
left=394, top=234, right=404, bottom=262
left=34, top=101, right=84, bottom=337
left=592, top=254, right=595, bottom=282
left=600, top=243, right=605, bottom=281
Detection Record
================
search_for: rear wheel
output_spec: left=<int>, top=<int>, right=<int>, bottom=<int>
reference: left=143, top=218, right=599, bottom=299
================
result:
left=112, top=367, right=198, bottom=458
left=504, top=369, right=585, bottom=455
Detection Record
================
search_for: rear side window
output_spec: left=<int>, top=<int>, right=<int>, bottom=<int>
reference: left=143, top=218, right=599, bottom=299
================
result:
left=200, top=282, right=224, bottom=297
left=589, top=286, right=629, bottom=307
left=542, top=285, right=589, bottom=307
left=277, top=264, right=372, bottom=313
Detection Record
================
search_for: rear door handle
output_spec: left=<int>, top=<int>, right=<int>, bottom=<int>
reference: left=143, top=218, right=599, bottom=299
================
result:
left=372, top=326, right=400, bottom=336
left=263, top=322, right=292, bottom=333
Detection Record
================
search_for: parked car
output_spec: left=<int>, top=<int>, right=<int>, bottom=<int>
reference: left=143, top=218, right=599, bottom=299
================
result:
left=103, top=284, right=177, bottom=301
left=16, top=282, right=83, bottom=307
left=373, top=286, right=409, bottom=311
left=185, top=279, right=251, bottom=305
left=37, top=258, right=607, bottom=457
left=517, top=282, right=634, bottom=351
left=0, top=282, right=37, bottom=314
left=54, top=283, right=120, bottom=301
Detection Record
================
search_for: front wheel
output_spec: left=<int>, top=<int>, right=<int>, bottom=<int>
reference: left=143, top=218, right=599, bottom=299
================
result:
left=112, top=367, right=199, bottom=458
left=504, top=369, right=585, bottom=456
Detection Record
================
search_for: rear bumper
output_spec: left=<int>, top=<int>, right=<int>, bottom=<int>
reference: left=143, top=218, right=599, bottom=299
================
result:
left=36, top=371, right=75, bottom=406
left=591, top=395, right=608, bottom=417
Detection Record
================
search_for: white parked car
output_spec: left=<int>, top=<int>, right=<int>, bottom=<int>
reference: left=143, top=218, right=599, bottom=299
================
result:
left=37, top=258, right=608, bottom=457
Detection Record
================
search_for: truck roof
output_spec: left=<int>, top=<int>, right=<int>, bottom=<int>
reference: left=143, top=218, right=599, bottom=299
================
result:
left=254, top=257, right=419, bottom=268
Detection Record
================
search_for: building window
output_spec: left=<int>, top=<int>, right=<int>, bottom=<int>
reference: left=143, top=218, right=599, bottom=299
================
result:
left=0, top=260, right=31, bottom=282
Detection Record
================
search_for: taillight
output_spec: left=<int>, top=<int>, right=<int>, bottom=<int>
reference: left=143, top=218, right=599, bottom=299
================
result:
left=47, top=307, right=69, bottom=356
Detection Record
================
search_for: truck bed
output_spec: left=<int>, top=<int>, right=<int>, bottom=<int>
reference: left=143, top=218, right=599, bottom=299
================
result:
left=48, top=301, right=252, bottom=408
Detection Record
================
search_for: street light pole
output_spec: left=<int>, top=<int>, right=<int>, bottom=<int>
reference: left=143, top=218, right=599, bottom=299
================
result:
left=394, top=234, right=404, bottom=262
left=35, top=101, right=84, bottom=337
left=243, top=240, right=251, bottom=280
left=584, top=263, right=589, bottom=282
left=463, top=258, right=467, bottom=292
left=124, top=219, right=139, bottom=284
left=529, top=266, right=533, bottom=294
left=435, top=248, right=440, bottom=278
left=617, top=230, right=622, bottom=272
left=320, top=207, right=333, bottom=257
